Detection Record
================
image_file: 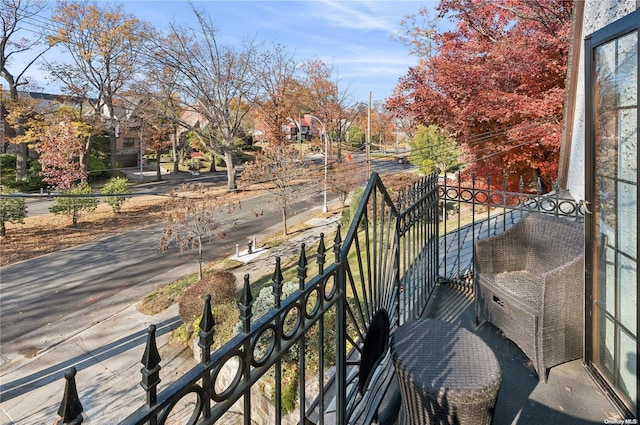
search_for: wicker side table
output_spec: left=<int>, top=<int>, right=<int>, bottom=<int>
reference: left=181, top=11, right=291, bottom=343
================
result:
left=391, top=319, right=502, bottom=425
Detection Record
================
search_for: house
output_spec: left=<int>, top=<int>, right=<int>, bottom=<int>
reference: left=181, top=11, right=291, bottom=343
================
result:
left=286, top=113, right=322, bottom=142
left=0, top=90, right=88, bottom=157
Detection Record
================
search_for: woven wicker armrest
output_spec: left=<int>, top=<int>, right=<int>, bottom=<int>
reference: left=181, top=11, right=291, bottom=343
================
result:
left=541, top=252, right=585, bottom=324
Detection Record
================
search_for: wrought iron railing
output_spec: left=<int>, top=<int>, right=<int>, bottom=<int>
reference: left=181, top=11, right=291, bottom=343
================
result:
left=439, top=173, right=585, bottom=291
left=54, top=171, right=440, bottom=424
left=53, top=171, right=585, bottom=424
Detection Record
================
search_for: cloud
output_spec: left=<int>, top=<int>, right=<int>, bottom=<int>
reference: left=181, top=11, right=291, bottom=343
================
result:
left=313, top=0, right=402, bottom=34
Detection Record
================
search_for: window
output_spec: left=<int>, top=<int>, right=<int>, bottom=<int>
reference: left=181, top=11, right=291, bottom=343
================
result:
left=586, top=10, right=638, bottom=416
left=123, top=138, right=135, bottom=148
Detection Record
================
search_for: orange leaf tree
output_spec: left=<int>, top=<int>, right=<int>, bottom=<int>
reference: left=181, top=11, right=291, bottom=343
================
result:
left=387, top=0, right=572, bottom=191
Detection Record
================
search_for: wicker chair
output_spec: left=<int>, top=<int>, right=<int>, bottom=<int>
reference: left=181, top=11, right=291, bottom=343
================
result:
left=474, top=213, right=584, bottom=382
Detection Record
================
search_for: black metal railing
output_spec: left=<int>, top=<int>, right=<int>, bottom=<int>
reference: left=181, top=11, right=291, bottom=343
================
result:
left=54, top=171, right=440, bottom=424
left=439, top=173, right=585, bottom=291
left=53, top=171, right=585, bottom=424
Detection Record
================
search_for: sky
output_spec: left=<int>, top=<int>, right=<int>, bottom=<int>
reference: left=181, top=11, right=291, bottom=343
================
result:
left=12, top=0, right=440, bottom=104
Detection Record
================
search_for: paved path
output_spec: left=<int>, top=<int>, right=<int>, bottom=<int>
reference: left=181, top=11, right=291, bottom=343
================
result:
left=0, top=210, right=341, bottom=425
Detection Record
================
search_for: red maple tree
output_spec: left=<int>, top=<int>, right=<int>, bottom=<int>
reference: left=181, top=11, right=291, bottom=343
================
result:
left=387, top=0, right=573, bottom=191
left=36, top=118, right=89, bottom=190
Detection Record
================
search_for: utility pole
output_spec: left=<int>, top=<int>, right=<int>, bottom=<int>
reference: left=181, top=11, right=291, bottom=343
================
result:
left=366, top=91, right=371, bottom=177
left=308, top=114, right=328, bottom=213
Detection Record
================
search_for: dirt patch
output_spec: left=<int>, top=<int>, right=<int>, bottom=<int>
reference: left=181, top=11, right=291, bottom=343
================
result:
left=17, top=345, right=40, bottom=358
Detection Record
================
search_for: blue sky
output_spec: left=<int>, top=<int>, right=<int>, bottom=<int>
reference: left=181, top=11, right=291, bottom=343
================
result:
left=17, top=1, right=439, bottom=103
left=121, top=0, right=432, bottom=102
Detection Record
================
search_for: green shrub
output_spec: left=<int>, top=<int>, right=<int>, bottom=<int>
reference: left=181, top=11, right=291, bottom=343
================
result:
left=0, top=156, right=45, bottom=191
left=172, top=324, right=191, bottom=346
left=101, top=176, right=131, bottom=213
left=192, top=301, right=239, bottom=350
left=21, top=160, right=45, bottom=191
left=348, top=187, right=366, bottom=230
left=340, top=208, right=351, bottom=228
left=0, top=154, right=16, bottom=170
left=50, top=184, right=99, bottom=227
left=0, top=188, right=26, bottom=237
left=178, top=271, right=237, bottom=333
left=251, top=281, right=298, bottom=322
left=88, top=155, right=110, bottom=181
left=273, top=365, right=299, bottom=416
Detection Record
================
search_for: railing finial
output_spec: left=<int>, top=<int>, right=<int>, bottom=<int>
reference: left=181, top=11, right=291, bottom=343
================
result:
left=56, top=367, right=84, bottom=424
left=240, top=274, right=253, bottom=334
left=140, top=325, right=161, bottom=407
left=198, top=294, right=215, bottom=363
left=272, top=256, right=283, bottom=309
left=317, top=232, right=326, bottom=275
left=536, top=177, right=542, bottom=195
left=519, top=175, right=524, bottom=193
left=333, top=224, right=342, bottom=261
left=298, top=243, right=308, bottom=289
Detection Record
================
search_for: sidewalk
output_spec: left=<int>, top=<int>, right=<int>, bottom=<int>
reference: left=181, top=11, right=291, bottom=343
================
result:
left=0, top=210, right=342, bottom=425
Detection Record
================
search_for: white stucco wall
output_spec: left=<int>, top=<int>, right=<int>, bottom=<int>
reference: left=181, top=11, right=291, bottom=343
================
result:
left=566, top=0, right=638, bottom=201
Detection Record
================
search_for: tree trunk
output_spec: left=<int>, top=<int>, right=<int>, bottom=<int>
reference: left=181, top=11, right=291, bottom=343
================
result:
left=282, top=205, right=288, bottom=237
left=7, top=83, right=27, bottom=181
left=15, top=142, right=27, bottom=181
left=198, top=237, right=203, bottom=280
left=172, top=126, right=179, bottom=173
left=155, top=150, right=162, bottom=181
left=224, top=151, right=236, bottom=192
left=210, top=154, right=217, bottom=172
left=1, top=221, right=6, bottom=237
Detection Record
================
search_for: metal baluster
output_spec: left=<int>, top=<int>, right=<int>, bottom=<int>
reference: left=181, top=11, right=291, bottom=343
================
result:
left=503, top=175, right=508, bottom=232
left=333, top=225, right=346, bottom=424
left=239, top=274, right=253, bottom=425
left=316, top=234, right=326, bottom=425
left=272, top=257, right=283, bottom=425
left=297, top=243, right=308, bottom=424
left=199, top=294, right=215, bottom=420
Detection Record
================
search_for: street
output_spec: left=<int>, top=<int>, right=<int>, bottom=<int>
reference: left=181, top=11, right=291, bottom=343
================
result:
left=0, top=155, right=412, bottom=368
left=0, top=186, right=326, bottom=363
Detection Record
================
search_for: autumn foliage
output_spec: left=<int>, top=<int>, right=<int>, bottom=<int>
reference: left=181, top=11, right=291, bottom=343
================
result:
left=36, top=118, right=88, bottom=190
left=387, top=0, right=573, bottom=191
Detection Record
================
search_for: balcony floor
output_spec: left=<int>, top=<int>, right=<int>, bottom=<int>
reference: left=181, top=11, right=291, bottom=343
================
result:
left=417, top=283, right=624, bottom=425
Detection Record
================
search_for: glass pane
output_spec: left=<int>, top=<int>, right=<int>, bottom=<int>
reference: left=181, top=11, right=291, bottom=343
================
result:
left=618, top=330, right=637, bottom=407
left=618, top=181, right=637, bottom=259
left=618, top=254, right=637, bottom=335
left=595, top=41, right=619, bottom=178
left=618, top=108, right=637, bottom=182
left=599, top=246, right=616, bottom=314
left=596, top=312, right=616, bottom=375
left=617, top=32, right=638, bottom=107
left=595, top=175, right=616, bottom=242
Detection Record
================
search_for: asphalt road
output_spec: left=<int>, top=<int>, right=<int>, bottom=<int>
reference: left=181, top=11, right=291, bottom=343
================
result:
left=0, top=155, right=412, bottom=360
left=22, top=170, right=230, bottom=217
left=0, top=185, right=327, bottom=356
left=20, top=152, right=409, bottom=217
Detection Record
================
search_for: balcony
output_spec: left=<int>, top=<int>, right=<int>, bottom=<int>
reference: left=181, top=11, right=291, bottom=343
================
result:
left=50, top=172, right=623, bottom=424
